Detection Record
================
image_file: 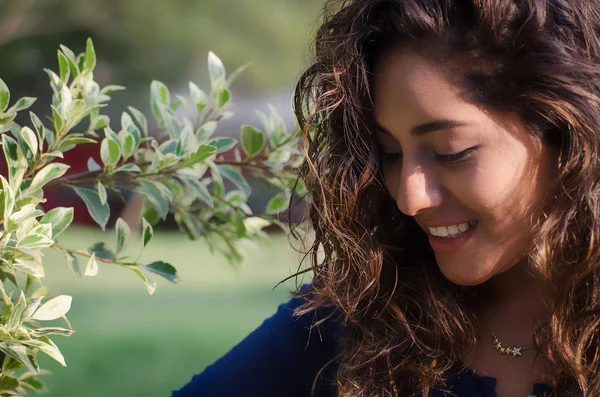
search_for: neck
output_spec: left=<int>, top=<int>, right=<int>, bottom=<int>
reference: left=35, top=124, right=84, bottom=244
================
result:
left=484, top=261, right=549, bottom=322
left=473, top=261, right=550, bottom=350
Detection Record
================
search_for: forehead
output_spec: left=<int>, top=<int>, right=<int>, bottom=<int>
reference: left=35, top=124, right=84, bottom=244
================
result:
left=372, top=48, right=489, bottom=130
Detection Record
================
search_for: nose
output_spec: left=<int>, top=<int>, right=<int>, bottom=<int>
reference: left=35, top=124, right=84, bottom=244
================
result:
left=394, top=164, right=442, bottom=217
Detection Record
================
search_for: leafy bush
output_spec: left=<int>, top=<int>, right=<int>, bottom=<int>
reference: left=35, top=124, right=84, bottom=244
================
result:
left=0, top=38, right=303, bottom=395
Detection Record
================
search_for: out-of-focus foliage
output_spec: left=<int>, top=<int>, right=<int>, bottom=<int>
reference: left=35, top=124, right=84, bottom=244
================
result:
left=0, top=0, right=322, bottom=98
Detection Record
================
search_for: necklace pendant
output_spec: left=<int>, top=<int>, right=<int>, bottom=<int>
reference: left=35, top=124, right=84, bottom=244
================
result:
left=510, top=347, right=522, bottom=357
left=490, top=330, right=528, bottom=358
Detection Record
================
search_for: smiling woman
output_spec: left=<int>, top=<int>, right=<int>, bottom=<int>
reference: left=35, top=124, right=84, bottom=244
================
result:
left=373, top=49, right=557, bottom=287
left=173, top=1, right=600, bottom=397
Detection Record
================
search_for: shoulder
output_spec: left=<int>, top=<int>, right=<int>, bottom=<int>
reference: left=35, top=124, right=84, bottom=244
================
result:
left=171, top=283, right=343, bottom=397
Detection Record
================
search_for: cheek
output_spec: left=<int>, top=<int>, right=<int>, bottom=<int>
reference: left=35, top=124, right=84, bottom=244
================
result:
left=451, top=150, right=533, bottom=225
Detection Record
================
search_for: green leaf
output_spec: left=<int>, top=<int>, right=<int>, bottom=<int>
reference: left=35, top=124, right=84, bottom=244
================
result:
left=20, top=375, right=45, bottom=392
left=57, top=134, right=97, bottom=150
left=7, top=97, right=36, bottom=114
left=219, top=164, right=251, bottom=197
left=188, top=82, right=209, bottom=114
left=100, top=136, right=121, bottom=167
left=83, top=38, right=96, bottom=74
left=195, top=122, right=216, bottom=142
left=0, top=78, right=10, bottom=112
left=2, top=134, right=27, bottom=188
left=115, top=218, right=130, bottom=254
left=30, top=327, right=74, bottom=338
left=90, top=115, right=109, bottom=131
left=51, top=106, right=65, bottom=134
left=129, top=267, right=156, bottom=295
left=208, top=137, right=237, bottom=154
left=0, top=375, right=20, bottom=391
left=156, top=81, right=170, bottom=106
left=141, top=218, right=153, bottom=247
left=150, top=81, right=169, bottom=124
left=100, top=139, right=110, bottom=167
left=121, top=112, right=141, bottom=143
left=1, top=356, right=26, bottom=376
left=208, top=52, right=226, bottom=82
left=64, top=251, right=80, bottom=276
left=84, top=253, right=98, bottom=276
left=43, top=124, right=55, bottom=149
left=241, top=125, right=265, bottom=158
left=0, top=343, right=37, bottom=373
left=137, top=181, right=169, bottom=220
left=59, top=45, right=79, bottom=75
left=100, top=85, right=125, bottom=95
left=243, top=217, right=271, bottom=234
left=22, top=338, right=66, bottom=367
left=183, top=177, right=214, bottom=207
left=184, top=144, right=216, bottom=167
left=12, top=258, right=44, bottom=278
left=72, top=186, right=110, bottom=230
left=22, top=296, right=43, bottom=320
left=19, top=127, right=39, bottom=158
left=44, top=68, right=63, bottom=97
left=97, top=181, right=107, bottom=205
left=87, top=156, right=101, bottom=171
left=26, top=163, right=69, bottom=194
left=86, top=242, right=115, bottom=260
left=8, top=292, right=26, bottom=332
left=119, top=131, right=136, bottom=160
left=144, top=261, right=180, bottom=283
left=218, top=89, right=231, bottom=108
left=127, top=106, right=148, bottom=137
left=0, top=111, right=16, bottom=126
left=114, top=163, right=141, bottom=173
left=57, top=51, right=70, bottom=82
left=266, top=192, right=290, bottom=214
left=40, top=207, right=74, bottom=239
left=30, top=295, right=72, bottom=321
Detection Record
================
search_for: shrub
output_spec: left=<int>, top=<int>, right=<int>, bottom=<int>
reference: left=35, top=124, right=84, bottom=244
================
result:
left=0, top=38, right=303, bottom=395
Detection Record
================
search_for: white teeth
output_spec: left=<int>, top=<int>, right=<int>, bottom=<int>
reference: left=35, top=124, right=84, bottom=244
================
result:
left=428, top=222, right=473, bottom=238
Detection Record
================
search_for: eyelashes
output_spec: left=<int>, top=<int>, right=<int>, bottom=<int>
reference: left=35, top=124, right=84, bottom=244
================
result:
left=380, top=145, right=480, bottom=166
left=434, top=145, right=480, bottom=165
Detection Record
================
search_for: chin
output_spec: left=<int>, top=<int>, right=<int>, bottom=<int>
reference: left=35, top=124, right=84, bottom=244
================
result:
left=437, top=263, right=495, bottom=286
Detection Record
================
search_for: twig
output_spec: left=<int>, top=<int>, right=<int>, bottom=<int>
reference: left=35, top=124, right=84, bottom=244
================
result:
left=53, top=243, right=116, bottom=264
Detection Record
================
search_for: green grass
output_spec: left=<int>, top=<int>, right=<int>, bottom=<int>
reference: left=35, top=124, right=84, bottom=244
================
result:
left=32, top=225, right=312, bottom=397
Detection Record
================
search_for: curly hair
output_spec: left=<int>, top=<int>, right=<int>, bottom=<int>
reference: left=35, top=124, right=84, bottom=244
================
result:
left=290, top=0, right=600, bottom=395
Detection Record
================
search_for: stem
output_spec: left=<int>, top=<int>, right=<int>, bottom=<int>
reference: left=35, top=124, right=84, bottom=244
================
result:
left=53, top=243, right=117, bottom=264
left=47, top=156, right=296, bottom=188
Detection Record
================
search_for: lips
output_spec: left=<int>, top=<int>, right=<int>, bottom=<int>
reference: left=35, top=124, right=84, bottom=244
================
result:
left=425, top=221, right=478, bottom=253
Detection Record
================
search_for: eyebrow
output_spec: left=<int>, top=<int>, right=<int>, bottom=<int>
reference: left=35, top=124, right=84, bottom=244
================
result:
left=375, top=119, right=471, bottom=137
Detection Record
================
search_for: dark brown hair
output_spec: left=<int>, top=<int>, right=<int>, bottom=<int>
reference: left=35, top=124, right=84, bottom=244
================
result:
left=291, top=0, right=600, bottom=395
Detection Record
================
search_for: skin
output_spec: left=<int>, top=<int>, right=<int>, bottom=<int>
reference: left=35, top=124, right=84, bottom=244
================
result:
left=372, top=48, right=555, bottom=287
left=372, top=47, right=556, bottom=396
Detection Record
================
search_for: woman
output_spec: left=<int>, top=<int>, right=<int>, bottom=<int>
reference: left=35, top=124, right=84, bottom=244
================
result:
left=174, top=0, right=600, bottom=396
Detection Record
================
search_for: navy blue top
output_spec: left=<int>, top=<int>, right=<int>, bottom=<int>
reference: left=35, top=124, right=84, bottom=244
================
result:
left=172, top=285, right=553, bottom=397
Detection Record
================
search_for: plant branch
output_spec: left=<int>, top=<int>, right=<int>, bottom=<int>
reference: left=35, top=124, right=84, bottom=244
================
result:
left=53, top=243, right=116, bottom=264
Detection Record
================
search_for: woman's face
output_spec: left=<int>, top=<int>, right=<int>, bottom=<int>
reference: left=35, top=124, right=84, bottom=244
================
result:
left=373, top=48, right=556, bottom=286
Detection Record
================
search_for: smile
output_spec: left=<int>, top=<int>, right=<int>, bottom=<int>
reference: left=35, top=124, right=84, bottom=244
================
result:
left=427, top=220, right=477, bottom=239
left=425, top=221, right=478, bottom=253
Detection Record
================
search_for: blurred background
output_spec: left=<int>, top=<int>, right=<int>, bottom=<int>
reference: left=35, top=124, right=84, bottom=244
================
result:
left=0, top=0, right=323, bottom=395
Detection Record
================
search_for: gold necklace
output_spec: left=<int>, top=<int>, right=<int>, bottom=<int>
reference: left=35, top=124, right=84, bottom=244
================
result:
left=491, top=330, right=529, bottom=358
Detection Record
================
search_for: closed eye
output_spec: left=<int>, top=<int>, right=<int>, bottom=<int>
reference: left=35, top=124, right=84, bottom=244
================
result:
left=380, top=145, right=479, bottom=165
left=434, top=145, right=480, bottom=165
